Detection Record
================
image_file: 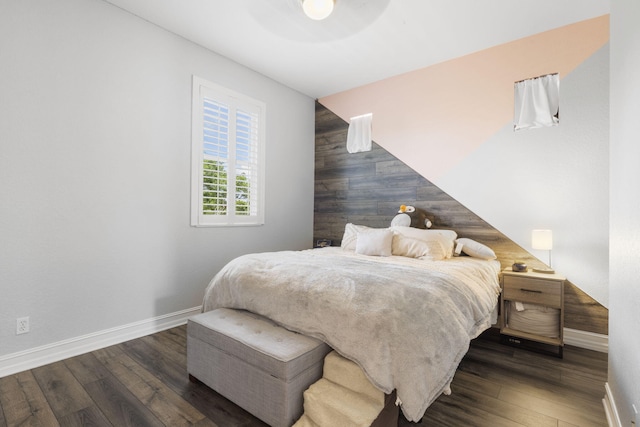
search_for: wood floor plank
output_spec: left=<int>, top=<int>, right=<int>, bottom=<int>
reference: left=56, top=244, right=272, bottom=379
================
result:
left=63, top=351, right=113, bottom=386
left=141, top=331, right=187, bottom=366
left=84, top=375, right=164, bottom=427
left=119, top=336, right=192, bottom=395
left=447, top=374, right=557, bottom=427
left=123, top=335, right=250, bottom=425
left=0, top=393, right=6, bottom=427
left=71, top=346, right=171, bottom=425
left=450, top=370, right=502, bottom=399
left=562, top=345, right=608, bottom=368
left=460, top=346, right=605, bottom=410
left=463, top=345, right=563, bottom=383
left=514, top=345, right=607, bottom=383
left=0, top=370, right=59, bottom=427
left=0, top=326, right=608, bottom=427
left=499, top=386, right=607, bottom=427
left=180, top=382, right=267, bottom=427
left=399, top=366, right=558, bottom=427
left=417, top=395, right=528, bottom=427
left=459, top=356, right=604, bottom=422
left=93, top=344, right=212, bottom=427
left=560, top=369, right=608, bottom=399
left=56, top=404, right=112, bottom=427
left=31, top=361, right=94, bottom=420
left=160, top=324, right=188, bottom=349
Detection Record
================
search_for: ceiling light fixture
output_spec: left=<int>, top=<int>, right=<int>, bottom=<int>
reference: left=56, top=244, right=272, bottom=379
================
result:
left=302, top=0, right=335, bottom=20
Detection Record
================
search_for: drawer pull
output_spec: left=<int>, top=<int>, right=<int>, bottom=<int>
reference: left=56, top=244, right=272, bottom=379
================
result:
left=520, top=288, right=543, bottom=293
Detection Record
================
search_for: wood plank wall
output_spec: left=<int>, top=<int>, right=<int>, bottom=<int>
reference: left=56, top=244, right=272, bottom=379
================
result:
left=313, top=102, right=607, bottom=336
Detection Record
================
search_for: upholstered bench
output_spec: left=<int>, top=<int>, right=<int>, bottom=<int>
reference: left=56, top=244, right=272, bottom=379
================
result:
left=187, top=308, right=331, bottom=427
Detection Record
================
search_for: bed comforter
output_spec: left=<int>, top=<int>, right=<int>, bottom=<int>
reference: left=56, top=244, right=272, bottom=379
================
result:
left=202, top=247, right=501, bottom=422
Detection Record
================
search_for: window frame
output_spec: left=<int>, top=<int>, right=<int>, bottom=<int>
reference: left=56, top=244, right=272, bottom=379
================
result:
left=191, top=76, right=266, bottom=227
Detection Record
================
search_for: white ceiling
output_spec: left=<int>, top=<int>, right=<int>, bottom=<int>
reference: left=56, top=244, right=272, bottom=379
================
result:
left=103, top=0, right=609, bottom=99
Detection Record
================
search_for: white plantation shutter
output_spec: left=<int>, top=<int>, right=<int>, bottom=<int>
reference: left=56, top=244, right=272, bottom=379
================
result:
left=234, top=107, right=260, bottom=216
left=202, top=98, right=229, bottom=216
left=191, top=76, right=265, bottom=226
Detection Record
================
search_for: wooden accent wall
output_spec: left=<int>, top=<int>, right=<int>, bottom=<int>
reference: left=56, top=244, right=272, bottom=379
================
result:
left=314, top=102, right=607, bottom=336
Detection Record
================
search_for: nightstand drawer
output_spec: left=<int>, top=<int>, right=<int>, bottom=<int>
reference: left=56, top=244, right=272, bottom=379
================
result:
left=503, top=277, right=562, bottom=308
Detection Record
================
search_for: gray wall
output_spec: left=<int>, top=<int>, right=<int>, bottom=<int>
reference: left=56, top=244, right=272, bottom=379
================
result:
left=0, top=0, right=315, bottom=356
left=438, top=44, right=610, bottom=308
left=609, top=0, right=640, bottom=424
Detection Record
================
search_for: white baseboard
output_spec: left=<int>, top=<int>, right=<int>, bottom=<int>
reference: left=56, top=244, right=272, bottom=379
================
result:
left=0, top=312, right=608, bottom=379
left=564, top=327, right=608, bottom=353
left=0, top=306, right=201, bottom=378
left=603, top=382, right=622, bottom=427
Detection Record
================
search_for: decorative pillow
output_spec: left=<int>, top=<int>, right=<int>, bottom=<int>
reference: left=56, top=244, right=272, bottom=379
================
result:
left=455, top=238, right=497, bottom=260
left=341, top=223, right=374, bottom=251
left=427, top=229, right=457, bottom=258
left=392, top=235, right=446, bottom=260
left=391, top=226, right=457, bottom=259
left=355, top=228, right=393, bottom=257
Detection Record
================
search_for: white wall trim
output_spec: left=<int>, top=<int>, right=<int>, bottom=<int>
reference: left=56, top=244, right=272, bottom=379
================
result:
left=564, top=327, right=608, bottom=353
left=603, top=382, right=622, bottom=427
left=0, top=306, right=201, bottom=378
left=0, top=313, right=609, bottom=378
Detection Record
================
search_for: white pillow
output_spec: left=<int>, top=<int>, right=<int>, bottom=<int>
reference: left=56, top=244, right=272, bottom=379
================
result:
left=391, top=226, right=457, bottom=259
left=427, top=229, right=457, bottom=258
left=355, top=228, right=393, bottom=257
left=455, top=238, right=497, bottom=260
left=392, top=235, right=446, bottom=260
left=341, top=223, right=374, bottom=251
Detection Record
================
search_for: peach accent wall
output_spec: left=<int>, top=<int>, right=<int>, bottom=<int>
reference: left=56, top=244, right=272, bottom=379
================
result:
left=319, top=15, right=609, bottom=181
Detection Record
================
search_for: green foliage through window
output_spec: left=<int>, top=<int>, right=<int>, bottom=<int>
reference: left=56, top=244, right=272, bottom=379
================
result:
left=202, top=159, right=250, bottom=215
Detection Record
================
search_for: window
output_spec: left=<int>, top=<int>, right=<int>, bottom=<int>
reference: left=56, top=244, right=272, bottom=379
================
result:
left=191, top=76, right=265, bottom=226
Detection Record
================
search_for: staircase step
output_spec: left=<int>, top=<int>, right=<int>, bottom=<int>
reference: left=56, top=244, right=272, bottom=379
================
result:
left=322, top=351, right=384, bottom=406
left=293, top=414, right=320, bottom=427
left=302, top=378, right=384, bottom=427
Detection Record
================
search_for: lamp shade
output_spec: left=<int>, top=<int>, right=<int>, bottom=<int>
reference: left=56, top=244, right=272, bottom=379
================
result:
left=532, top=229, right=553, bottom=250
left=302, top=0, right=335, bottom=20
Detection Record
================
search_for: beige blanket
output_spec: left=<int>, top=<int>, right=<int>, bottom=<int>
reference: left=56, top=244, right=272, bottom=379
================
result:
left=202, top=248, right=500, bottom=422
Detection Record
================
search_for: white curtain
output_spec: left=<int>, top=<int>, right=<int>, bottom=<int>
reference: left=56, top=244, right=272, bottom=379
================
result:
left=514, top=73, right=559, bottom=131
left=346, top=113, right=373, bottom=153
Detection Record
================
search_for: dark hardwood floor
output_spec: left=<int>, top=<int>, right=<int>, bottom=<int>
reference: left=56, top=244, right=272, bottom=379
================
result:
left=0, top=326, right=608, bottom=427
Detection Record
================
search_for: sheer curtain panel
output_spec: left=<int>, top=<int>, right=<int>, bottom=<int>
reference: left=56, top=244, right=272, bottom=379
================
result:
left=514, top=73, right=559, bottom=131
left=346, top=113, right=373, bottom=153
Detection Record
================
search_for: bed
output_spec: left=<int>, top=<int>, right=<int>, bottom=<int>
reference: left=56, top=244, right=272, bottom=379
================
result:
left=201, top=224, right=501, bottom=422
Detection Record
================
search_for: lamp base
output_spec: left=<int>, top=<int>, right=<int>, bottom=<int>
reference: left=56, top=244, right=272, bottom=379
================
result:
left=532, top=267, right=555, bottom=274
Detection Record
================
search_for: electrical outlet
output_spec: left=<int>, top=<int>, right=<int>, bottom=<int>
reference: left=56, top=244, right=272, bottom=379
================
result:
left=16, top=317, right=29, bottom=335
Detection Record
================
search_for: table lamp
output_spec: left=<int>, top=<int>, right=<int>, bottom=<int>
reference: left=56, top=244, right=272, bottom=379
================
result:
left=532, top=229, right=554, bottom=274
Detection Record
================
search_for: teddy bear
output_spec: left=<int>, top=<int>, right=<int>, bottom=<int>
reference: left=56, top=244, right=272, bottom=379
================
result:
left=391, top=205, right=433, bottom=229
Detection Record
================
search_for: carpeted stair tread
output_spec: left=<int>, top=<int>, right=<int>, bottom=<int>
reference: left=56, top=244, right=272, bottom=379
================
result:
left=322, top=351, right=385, bottom=406
left=293, top=414, right=320, bottom=427
left=302, top=378, right=383, bottom=427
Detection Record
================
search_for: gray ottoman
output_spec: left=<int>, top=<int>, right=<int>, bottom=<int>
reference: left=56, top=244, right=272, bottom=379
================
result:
left=187, top=308, right=331, bottom=427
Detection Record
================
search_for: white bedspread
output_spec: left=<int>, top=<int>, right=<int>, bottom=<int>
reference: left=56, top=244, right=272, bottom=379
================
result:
left=202, top=247, right=500, bottom=421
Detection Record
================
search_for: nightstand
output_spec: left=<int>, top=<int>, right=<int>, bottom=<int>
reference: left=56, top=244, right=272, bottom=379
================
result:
left=500, top=268, right=565, bottom=357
